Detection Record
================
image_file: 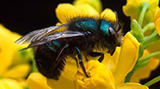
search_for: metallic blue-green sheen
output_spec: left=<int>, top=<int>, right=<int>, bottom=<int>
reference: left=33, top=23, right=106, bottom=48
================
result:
left=80, top=20, right=98, bottom=31
left=46, top=43, right=56, bottom=51
left=100, top=20, right=112, bottom=36
left=46, top=41, right=61, bottom=52
left=52, top=41, right=61, bottom=47
left=73, top=19, right=98, bottom=31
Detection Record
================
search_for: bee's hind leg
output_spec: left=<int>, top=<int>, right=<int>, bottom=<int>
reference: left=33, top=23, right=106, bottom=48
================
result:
left=75, top=47, right=89, bottom=77
left=89, top=52, right=104, bottom=62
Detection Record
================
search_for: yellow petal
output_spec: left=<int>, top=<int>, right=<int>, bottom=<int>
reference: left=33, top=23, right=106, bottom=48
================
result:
left=113, top=32, right=140, bottom=85
left=102, top=47, right=121, bottom=73
left=0, top=25, right=16, bottom=73
left=0, top=24, right=31, bottom=74
left=155, top=18, right=160, bottom=35
left=56, top=3, right=80, bottom=24
left=154, top=8, right=160, bottom=21
left=101, top=9, right=117, bottom=22
left=123, top=2, right=140, bottom=20
left=116, top=83, right=148, bottom=89
left=0, top=78, right=23, bottom=89
left=47, top=57, right=77, bottom=89
left=27, top=73, right=51, bottom=89
left=56, top=3, right=99, bottom=24
left=73, top=0, right=102, bottom=13
left=2, top=64, right=30, bottom=79
left=75, top=4, right=99, bottom=18
left=147, top=40, right=160, bottom=59
left=75, top=60, right=115, bottom=89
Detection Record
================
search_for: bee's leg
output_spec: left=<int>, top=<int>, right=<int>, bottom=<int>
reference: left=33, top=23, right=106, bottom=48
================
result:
left=73, top=57, right=79, bottom=67
left=89, top=52, right=104, bottom=62
left=75, top=47, right=89, bottom=77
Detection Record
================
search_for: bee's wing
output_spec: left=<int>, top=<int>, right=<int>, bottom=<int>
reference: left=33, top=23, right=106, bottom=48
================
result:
left=26, top=30, right=88, bottom=48
left=15, top=24, right=68, bottom=44
left=43, top=30, right=87, bottom=42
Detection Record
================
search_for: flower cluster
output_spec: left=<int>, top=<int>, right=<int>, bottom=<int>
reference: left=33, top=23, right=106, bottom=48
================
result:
left=1, top=0, right=160, bottom=89
left=123, top=0, right=160, bottom=86
left=0, top=24, right=34, bottom=89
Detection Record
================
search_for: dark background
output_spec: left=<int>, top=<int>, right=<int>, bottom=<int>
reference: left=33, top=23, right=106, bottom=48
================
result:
left=0, top=0, right=159, bottom=88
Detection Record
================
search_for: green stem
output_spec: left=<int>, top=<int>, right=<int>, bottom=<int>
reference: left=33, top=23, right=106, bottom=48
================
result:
left=145, top=75, right=160, bottom=87
left=142, top=22, right=155, bottom=33
left=135, top=51, right=160, bottom=70
left=142, top=33, right=160, bottom=49
left=125, top=69, right=135, bottom=82
left=138, top=2, right=149, bottom=26
left=125, top=51, right=160, bottom=82
left=141, top=51, right=160, bottom=60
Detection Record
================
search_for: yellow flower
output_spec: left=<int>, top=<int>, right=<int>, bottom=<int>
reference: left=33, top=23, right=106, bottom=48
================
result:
left=27, top=3, right=148, bottom=89
left=73, top=0, right=102, bottom=13
left=154, top=8, right=160, bottom=35
left=0, top=24, right=32, bottom=80
left=123, top=0, right=159, bottom=25
left=0, top=78, right=23, bottom=89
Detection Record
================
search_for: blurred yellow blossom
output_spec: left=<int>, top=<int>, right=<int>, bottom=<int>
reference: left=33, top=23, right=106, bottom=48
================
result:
left=0, top=78, right=23, bottom=89
left=1, top=64, right=30, bottom=79
left=0, top=24, right=33, bottom=79
left=0, top=24, right=34, bottom=89
left=123, top=0, right=159, bottom=25
left=154, top=8, right=160, bottom=35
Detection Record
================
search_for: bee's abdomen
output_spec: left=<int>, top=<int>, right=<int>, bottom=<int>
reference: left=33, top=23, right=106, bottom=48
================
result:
left=35, top=43, right=66, bottom=80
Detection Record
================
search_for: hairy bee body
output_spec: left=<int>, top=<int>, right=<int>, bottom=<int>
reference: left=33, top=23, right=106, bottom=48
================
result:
left=15, top=17, right=122, bottom=80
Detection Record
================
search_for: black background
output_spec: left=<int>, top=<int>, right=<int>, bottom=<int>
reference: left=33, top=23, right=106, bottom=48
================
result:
left=0, top=0, right=159, bottom=88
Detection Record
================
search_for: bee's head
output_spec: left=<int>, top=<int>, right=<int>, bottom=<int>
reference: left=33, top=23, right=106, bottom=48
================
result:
left=99, top=20, right=122, bottom=55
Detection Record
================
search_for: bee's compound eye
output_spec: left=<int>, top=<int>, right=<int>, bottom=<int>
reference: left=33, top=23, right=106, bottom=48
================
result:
left=108, top=27, right=115, bottom=35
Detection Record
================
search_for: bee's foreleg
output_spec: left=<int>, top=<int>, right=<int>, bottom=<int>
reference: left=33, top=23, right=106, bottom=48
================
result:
left=75, top=47, right=89, bottom=78
left=89, top=52, right=104, bottom=62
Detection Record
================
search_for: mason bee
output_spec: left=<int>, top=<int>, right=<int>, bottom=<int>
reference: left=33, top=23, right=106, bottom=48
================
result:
left=15, top=12, right=122, bottom=80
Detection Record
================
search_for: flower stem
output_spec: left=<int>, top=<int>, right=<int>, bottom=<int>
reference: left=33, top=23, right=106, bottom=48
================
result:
left=125, top=69, right=135, bottom=82
left=138, top=2, right=149, bottom=26
left=145, top=75, right=160, bottom=87
left=135, top=51, right=160, bottom=70
left=125, top=51, right=160, bottom=82
left=142, top=22, right=155, bottom=33
left=142, top=33, right=160, bottom=49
